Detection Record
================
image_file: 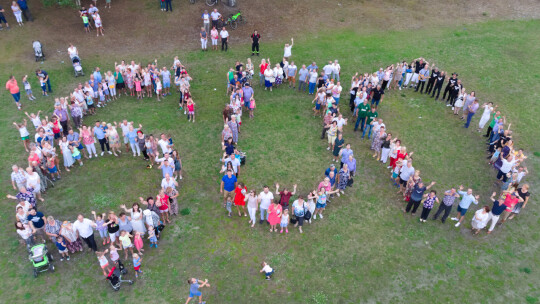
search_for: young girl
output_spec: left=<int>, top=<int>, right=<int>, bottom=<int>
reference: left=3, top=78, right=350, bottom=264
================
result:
left=280, top=209, right=289, bottom=234
left=225, top=196, right=233, bottom=218
left=260, top=261, right=274, bottom=280
left=392, top=158, right=404, bottom=187
left=55, top=236, right=70, bottom=261
left=156, top=190, right=170, bottom=224
left=85, top=91, right=96, bottom=115
left=118, top=230, right=134, bottom=260
left=186, top=98, right=195, bottom=122
left=489, top=147, right=501, bottom=165
left=39, top=77, right=48, bottom=96
left=106, top=71, right=117, bottom=100
left=24, top=111, right=41, bottom=129
left=143, top=69, right=152, bottom=98
left=46, top=153, right=61, bottom=181
left=148, top=226, right=158, bottom=248
left=313, top=190, right=326, bottom=220
left=91, top=211, right=109, bottom=245
left=101, top=80, right=110, bottom=103
left=12, top=119, right=30, bottom=152
left=133, top=253, right=142, bottom=278
left=134, top=231, right=144, bottom=255
left=134, top=77, right=142, bottom=100
left=109, top=244, right=120, bottom=266
left=97, top=250, right=111, bottom=276
left=249, top=96, right=256, bottom=119
left=69, top=145, right=84, bottom=166
left=22, top=75, right=36, bottom=100
left=155, top=78, right=162, bottom=101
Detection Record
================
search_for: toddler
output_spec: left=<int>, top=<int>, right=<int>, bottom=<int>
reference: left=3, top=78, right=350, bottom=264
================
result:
left=119, top=230, right=134, bottom=260
left=91, top=211, right=109, bottom=245
left=97, top=250, right=111, bottom=276
left=225, top=196, right=233, bottom=217
left=55, top=236, right=70, bottom=261
left=39, top=77, right=48, bottom=96
left=134, top=231, right=144, bottom=255
left=280, top=209, right=289, bottom=233
left=260, top=261, right=274, bottom=280
left=148, top=226, right=158, bottom=248
left=133, top=253, right=143, bottom=278
left=22, top=75, right=36, bottom=100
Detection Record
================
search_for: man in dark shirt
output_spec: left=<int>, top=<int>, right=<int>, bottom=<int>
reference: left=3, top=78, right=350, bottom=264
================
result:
left=448, top=79, right=462, bottom=107
left=251, top=30, right=261, bottom=56
left=425, top=67, right=439, bottom=95
left=442, top=73, right=458, bottom=102
left=431, top=71, right=446, bottom=100
left=0, top=6, right=10, bottom=30
left=36, top=69, right=52, bottom=93
left=370, top=84, right=384, bottom=107
left=17, top=0, right=33, bottom=21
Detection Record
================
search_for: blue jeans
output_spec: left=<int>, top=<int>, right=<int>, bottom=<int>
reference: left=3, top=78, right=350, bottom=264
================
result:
left=354, top=116, right=366, bottom=131
left=333, top=96, right=340, bottom=105
left=308, top=82, right=316, bottom=94
left=259, top=72, right=264, bottom=86
left=362, top=124, right=373, bottom=139
left=464, top=112, right=475, bottom=128
left=260, top=207, right=268, bottom=221
left=371, top=98, right=380, bottom=107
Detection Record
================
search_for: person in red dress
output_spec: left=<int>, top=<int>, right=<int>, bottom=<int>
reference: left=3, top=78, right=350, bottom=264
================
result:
left=234, top=182, right=247, bottom=217
left=156, top=190, right=170, bottom=224
left=267, top=201, right=282, bottom=233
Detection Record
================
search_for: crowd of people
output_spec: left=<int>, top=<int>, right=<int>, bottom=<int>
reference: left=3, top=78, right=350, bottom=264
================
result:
left=8, top=53, right=191, bottom=279
left=217, top=47, right=531, bottom=236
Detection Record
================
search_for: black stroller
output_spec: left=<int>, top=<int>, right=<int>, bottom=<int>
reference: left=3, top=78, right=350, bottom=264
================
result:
left=106, top=260, right=133, bottom=291
left=32, top=41, right=44, bottom=62
left=72, top=55, right=84, bottom=77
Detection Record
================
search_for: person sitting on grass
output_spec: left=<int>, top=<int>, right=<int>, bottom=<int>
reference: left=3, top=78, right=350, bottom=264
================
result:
left=185, top=278, right=210, bottom=304
left=260, top=261, right=274, bottom=280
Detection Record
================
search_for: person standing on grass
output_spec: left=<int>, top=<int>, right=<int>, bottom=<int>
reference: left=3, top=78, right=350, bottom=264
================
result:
left=292, top=196, right=308, bottom=233
left=257, top=186, right=274, bottom=224
left=354, top=98, right=370, bottom=132
left=202, top=10, right=210, bottom=33
left=16, top=0, right=31, bottom=22
left=164, top=0, right=172, bottom=12
left=6, top=75, right=21, bottom=110
left=432, top=188, right=460, bottom=223
left=415, top=64, right=429, bottom=93
left=404, top=181, right=435, bottom=215
left=442, top=73, right=458, bottom=103
left=0, top=5, right=11, bottom=30
left=185, top=278, right=210, bottom=304
left=275, top=183, right=297, bottom=209
left=450, top=186, right=479, bottom=227
left=220, top=169, right=237, bottom=208
left=419, top=190, right=439, bottom=222
left=430, top=71, right=445, bottom=100
left=73, top=214, right=97, bottom=251
left=425, top=66, right=439, bottom=95
left=35, top=69, right=52, bottom=93
left=297, top=64, right=309, bottom=92
left=220, top=27, right=229, bottom=51
left=471, top=206, right=491, bottom=235
left=210, top=25, right=219, bottom=51
left=251, top=30, right=261, bottom=56
left=486, top=192, right=505, bottom=234
left=287, top=61, right=297, bottom=89
left=464, top=99, right=479, bottom=129
left=268, top=199, right=282, bottom=233
left=210, top=8, right=220, bottom=28
left=200, top=27, right=208, bottom=51
left=283, top=38, right=293, bottom=60
left=398, top=160, right=415, bottom=195
left=498, top=191, right=524, bottom=225
left=362, top=107, right=379, bottom=140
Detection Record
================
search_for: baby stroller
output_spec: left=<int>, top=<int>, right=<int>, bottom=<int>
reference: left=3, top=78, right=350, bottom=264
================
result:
left=72, top=55, right=84, bottom=77
left=28, top=243, right=54, bottom=277
left=106, top=264, right=133, bottom=291
left=32, top=41, right=45, bottom=62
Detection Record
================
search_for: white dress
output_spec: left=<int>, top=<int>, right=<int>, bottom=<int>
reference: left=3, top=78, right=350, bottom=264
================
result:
left=454, top=94, right=464, bottom=108
left=25, top=172, right=41, bottom=193
left=471, top=210, right=490, bottom=229
left=130, top=210, right=147, bottom=235
left=478, top=105, right=493, bottom=129
left=60, top=141, right=74, bottom=167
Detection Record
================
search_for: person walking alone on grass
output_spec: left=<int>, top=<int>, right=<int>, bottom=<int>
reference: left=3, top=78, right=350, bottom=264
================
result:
left=251, top=30, right=260, bottom=56
left=5, top=75, right=21, bottom=110
left=185, top=278, right=210, bottom=304
left=220, top=27, right=229, bottom=51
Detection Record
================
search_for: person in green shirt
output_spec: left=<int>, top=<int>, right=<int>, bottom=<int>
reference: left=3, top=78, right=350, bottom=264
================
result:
left=485, top=110, right=502, bottom=138
left=114, top=66, right=126, bottom=96
left=362, top=107, right=379, bottom=139
left=82, top=15, right=89, bottom=33
left=354, top=99, right=371, bottom=132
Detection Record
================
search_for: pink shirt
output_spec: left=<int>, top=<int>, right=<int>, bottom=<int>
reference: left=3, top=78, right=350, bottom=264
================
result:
left=6, top=80, right=19, bottom=94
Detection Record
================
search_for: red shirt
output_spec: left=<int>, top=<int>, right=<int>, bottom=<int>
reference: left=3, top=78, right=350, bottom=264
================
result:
left=158, top=194, right=170, bottom=210
left=5, top=79, right=19, bottom=94
left=279, top=191, right=293, bottom=207
left=260, top=63, right=268, bottom=74
left=234, top=186, right=246, bottom=205
left=503, top=194, right=518, bottom=212
left=52, top=120, right=61, bottom=134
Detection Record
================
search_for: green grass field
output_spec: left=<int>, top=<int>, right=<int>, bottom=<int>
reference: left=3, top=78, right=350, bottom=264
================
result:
left=0, top=19, right=539, bottom=303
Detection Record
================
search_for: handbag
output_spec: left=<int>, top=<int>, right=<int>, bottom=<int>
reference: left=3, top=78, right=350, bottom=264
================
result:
left=303, top=204, right=311, bottom=221
left=347, top=177, right=354, bottom=187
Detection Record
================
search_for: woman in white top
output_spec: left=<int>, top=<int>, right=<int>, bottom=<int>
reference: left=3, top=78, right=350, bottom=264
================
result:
left=25, top=167, right=44, bottom=202
left=244, top=190, right=259, bottom=228
left=246, top=58, right=254, bottom=79
left=59, top=136, right=75, bottom=171
left=16, top=222, right=34, bottom=248
left=273, top=64, right=283, bottom=86
left=453, top=87, right=466, bottom=115
left=264, top=66, right=275, bottom=91
left=120, top=203, right=146, bottom=236
left=11, top=1, right=23, bottom=26
left=68, top=44, right=78, bottom=59
left=478, top=102, right=495, bottom=132
left=471, top=206, right=491, bottom=234
left=283, top=38, right=293, bottom=60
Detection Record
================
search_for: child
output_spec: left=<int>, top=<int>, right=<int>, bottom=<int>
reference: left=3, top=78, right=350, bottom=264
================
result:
left=12, top=119, right=30, bottom=152
left=307, top=190, right=317, bottom=224
left=97, top=250, right=111, bottom=276
left=280, top=209, right=289, bottom=233
left=134, top=231, right=144, bottom=255
left=91, top=211, right=109, bottom=245
left=313, top=190, right=326, bottom=220
left=225, top=196, right=233, bottom=217
left=392, top=158, right=403, bottom=187
left=134, top=76, right=142, bottom=100
left=119, top=230, right=134, bottom=260
left=185, top=278, right=210, bottom=304
left=148, top=226, right=158, bottom=248
left=260, top=261, right=274, bottom=280
left=85, top=91, right=96, bottom=115
left=155, top=78, right=162, bottom=101
left=69, top=145, right=84, bottom=166
left=249, top=96, right=256, bottom=119
left=82, top=14, right=90, bottom=33
left=46, top=153, right=61, bottom=181
left=187, top=98, right=195, bottom=123
left=22, top=75, right=36, bottom=100
left=24, top=111, right=41, bottom=129
left=39, top=77, right=48, bottom=96
left=55, top=236, right=70, bottom=261
left=101, top=80, right=110, bottom=103
left=109, top=244, right=120, bottom=266
left=489, top=147, right=501, bottom=165
left=133, top=253, right=142, bottom=278
left=97, top=87, right=105, bottom=107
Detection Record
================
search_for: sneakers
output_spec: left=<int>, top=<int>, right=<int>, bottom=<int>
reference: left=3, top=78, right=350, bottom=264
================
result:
left=107, top=151, right=112, bottom=155
left=286, top=228, right=288, bottom=233
left=133, top=153, right=136, bottom=157
left=450, top=217, right=458, bottom=221
left=313, top=214, right=317, bottom=220
left=451, top=107, right=455, bottom=110
left=66, top=256, right=70, bottom=261
left=60, top=258, right=64, bottom=261
left=326, top=147, right=330, bottom=150
left=319, top=214, right=324, bottom=219
left=101, top=152, right=104, bottom=156
left=455, top=222, right=461, bottom=227
left=94, top=154, right=98, bottom=158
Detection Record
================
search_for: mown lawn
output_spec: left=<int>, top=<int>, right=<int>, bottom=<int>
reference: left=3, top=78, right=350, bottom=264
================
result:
left=0, top=19, right=539, bottom=303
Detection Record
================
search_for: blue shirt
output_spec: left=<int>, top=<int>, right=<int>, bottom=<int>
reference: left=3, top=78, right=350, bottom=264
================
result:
left=93, top=71, right=102, bottom=84
left=307, top=65, right=318, bottom=72
left=93, top=126, right=105, bottom=140
left=55, top=241, right=67, bottom=251
left=325, top=167, right=337, bottom=177
left=161, top=164, right=174, bottom=178
left=340, top=148, right=353, bottom=163
left=491, top=200, right=506, bottom=216
left=161, top=70, right=171, bottom=83
left=67, top=132, right=80, bottom=145
left=221, top=175, right=237, bottom=192
left=17, top=0, right=28, bottom=9
left=243, top=86, right=253, bottom=101
left=458, top=190, right=478, bottom=209
left=127, top=129, right=138, bottom=144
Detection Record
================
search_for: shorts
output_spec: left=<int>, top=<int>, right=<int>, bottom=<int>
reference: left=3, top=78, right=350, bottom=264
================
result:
left=54, top=133, right=61, bottom=139
left=163, top=81, right=170, bottom=88
left=116, top=83, right=125, bottom=89
left=223, top=190, right=235, bottom=200
left=123, top=136, right=129, bottom=144
left=73, top=154, right=81, bottom=160
left=295, top=216, right=304, bottom=226
left=25, top=89, right=33, bottom=95
left=98, top=229, right=108, bottom=238
left=58, top=248, right=68, bottom=254
left=392, top=172, right=399, bottom=179
left=12, top=92, right=21, bottom=102
left=188, top=111, right=194, bottom=115
left=101, top=263, right=109, bottom=269
left=316, top=203, right=326, bottom=209
left=211, top=38, right=218, bottom=45
left=328, top=134, right=336, bottom=145
left=149, top=236, right=157, bottom=243
left=48, top=166, right=58, bottom=174
left=21, top=135, right=30, bottom=141
left=315, top=103, right=321, bottom=110
left=189, top=291, right=202, bottom=298
left=280, top=222, right=288, bottom=228
left=88, top=104, right=95, bottom=109
left=109, top=231, right=119, bottom=242
left=456, top=205, right=468, bottom=216
left=287, top=76, right=296, bottom=82
left=134, top=265, right=140, bottom=271
left=160, top=208, right=169, bottom=213
left=84, top=23, right=89, bottom=28
left=123, top=243, right=133, bottom=249
left=399, top=178, right=408, bottom=186
left=0, top=16, right=7, bottom=24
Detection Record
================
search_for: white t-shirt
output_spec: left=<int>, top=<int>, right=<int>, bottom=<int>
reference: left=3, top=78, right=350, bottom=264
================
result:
left=73, top=218, right=95, bottom=238
left=202, top=13, right=210, bottom=24
left=224, top=157, right=241, bottom=173
left=120, top=123, right=131, bottom=136
left=18, top=127, right=29, bottom=138
left=309, top=71, right=318, bottom=83
left=332, top=85, right=342, bottom=98
left=158, top=139, right=172, bottom=154
left=220, top=30, right=229, bottom=39
left=333, top=63, right=341, bottom=74
left=283, top=46, right=292, bottom=58
left=210, top=11, right=221, bottom=20
left=68, top=46, right=78, bottom=58
left=161, top=178, right=176, bottom=190
left=258, top=192, right=274, bottom=209
left=333, top=117, right=346, bottom=128
left=262, top=264, right=273, bottom=273
left=323, top=64, right=334, bottom=76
